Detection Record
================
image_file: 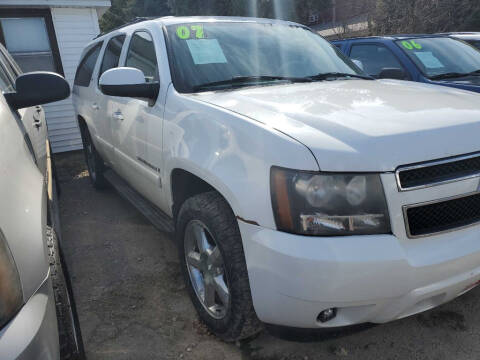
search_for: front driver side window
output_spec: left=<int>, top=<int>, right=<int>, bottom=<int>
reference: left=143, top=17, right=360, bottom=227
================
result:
left=350, top=44, right=406, bottom=79
left=125, top=31, right=158, bottom=83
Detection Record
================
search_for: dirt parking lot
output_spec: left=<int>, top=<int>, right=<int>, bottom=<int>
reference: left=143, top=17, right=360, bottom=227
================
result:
left=55, top=151, right=480, bottom=360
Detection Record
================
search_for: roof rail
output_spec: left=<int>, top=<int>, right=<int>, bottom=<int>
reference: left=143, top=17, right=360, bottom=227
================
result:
left=94, top=17, right=158, bottom=39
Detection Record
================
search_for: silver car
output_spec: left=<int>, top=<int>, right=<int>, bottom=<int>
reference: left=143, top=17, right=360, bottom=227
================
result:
left=0, top=45, right=83, bottom=359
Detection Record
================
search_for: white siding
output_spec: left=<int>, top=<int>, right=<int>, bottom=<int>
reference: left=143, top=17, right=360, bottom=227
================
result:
left=0, top=1, right=110, bottom=7
left=47, top=6, right=101, bottom=152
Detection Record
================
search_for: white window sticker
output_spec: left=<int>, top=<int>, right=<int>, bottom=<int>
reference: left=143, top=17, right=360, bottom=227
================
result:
left=414, top=51, right=444, bottom=69
left=186, top=39, right=227, bottom=65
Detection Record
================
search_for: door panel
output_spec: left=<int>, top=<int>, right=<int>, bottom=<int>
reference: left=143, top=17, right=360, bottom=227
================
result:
left=19, top=106, right=47, bottom=172
left=95, top=35, right=127, bottom=168
left=111, top=31, right=163, bottom=204
left=73, top=42, right=110, bottom=160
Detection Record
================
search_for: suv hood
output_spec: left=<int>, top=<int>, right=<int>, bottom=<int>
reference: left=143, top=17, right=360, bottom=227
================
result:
left=191, top=79, right=480, bottom=172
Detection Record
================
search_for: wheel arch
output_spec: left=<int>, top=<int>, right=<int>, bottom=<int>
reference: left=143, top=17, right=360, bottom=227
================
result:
left=77, top=114, right=87, bottom=133
left=170, top=167, right=239, bottom=221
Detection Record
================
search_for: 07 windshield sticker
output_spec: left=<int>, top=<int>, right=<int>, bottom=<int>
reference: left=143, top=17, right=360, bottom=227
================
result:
left=186, top=39, right=227, bottom=65
left=401, top=40, right=423, bottom=50
left=176, top=25, right=205, bottom=39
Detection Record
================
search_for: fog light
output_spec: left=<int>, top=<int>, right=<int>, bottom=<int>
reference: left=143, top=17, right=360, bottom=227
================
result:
left=318, top=308, right=337, bottom=323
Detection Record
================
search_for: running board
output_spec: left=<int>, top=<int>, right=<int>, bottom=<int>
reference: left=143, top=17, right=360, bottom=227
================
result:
left=104, top=170, right=175, bottom=234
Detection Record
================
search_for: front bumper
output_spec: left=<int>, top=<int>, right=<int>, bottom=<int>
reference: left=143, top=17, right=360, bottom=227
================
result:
left=239, top=220, right=480, bottom=328
left=0, top=276, right=60, bottom=360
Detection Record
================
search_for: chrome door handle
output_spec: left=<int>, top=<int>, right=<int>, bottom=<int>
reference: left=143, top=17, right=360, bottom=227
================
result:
left=33, top=107, right=42, bottom=128
left=33, top=117, right=42, bottom=128
left=92, top=103, right=99, bottom=110
left=113, top=111, right=124, bottom=121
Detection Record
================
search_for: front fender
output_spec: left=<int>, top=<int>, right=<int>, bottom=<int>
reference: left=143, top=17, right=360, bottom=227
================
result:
left=163, top=88, right=319, bottom=229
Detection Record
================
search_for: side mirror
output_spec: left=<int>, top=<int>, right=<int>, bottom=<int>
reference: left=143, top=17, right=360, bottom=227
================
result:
left=99, top=67, right=159, bottom=102
left=352, top=59, right=364, bottom=71
left=4, top=72, right=70, bottom=110
left=378, top=67, right=406, bottom=80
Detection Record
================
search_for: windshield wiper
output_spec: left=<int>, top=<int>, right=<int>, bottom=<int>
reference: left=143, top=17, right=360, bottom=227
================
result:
left=192, top=75, right=311, bottom=92
left=307, top=72, right=374, bottom=81
left=430, top=69, right=480, bottom=80
left=429, top=72, right=471, bottom=80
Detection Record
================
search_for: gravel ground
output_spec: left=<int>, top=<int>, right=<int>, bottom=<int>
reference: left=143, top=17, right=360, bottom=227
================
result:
left=55, top=151, right=480, bottom=360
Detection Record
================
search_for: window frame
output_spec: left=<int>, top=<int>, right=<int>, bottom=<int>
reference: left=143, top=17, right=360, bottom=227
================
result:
left=124, top=29, right=160, bottom=83
left=349, top=42, right=410, bottom=80
left=98, top=33, right=127, bottom=83
left=74, top=41, right=103, bottom=87
left=0, top=56, right=15, bottom=93
left=0, top=8, right=64, bottom=76
left=0, top=44, right=19, bottom=87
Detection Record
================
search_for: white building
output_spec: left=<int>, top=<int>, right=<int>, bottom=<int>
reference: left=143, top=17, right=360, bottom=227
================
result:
left=0, top=0, right=110, bottom=152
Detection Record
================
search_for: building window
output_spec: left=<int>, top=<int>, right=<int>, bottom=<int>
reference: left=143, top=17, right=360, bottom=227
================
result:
left=0, top=9, right=63, bottom=75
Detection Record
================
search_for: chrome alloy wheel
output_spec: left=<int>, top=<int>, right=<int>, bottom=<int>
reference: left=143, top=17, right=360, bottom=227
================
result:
left=184, top=220, right=230, bottom=319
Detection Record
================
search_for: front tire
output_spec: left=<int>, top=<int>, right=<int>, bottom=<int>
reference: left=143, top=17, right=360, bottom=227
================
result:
left=79, top=124, right=107, bottom=189
left=176, top=191, right=262, bottom=341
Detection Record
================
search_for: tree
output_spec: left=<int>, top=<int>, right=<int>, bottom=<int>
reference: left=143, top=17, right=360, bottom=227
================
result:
left=100, top=0, right=332, bottom=32
left=369, top=0, right=480, bottom=35
left=99, top=0, right=171, bottom=32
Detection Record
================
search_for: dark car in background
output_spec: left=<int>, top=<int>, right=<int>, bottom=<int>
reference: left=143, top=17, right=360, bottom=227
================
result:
left=333, top=35, right=480, bottom=93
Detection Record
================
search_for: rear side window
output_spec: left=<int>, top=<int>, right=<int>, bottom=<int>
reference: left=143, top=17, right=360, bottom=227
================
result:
left=125, top=31, right=158, bottom=83
left=99, top=35, right=126, bottom=80
left=74, top=42, right=102, bottom=87
left=350, top=43, right=406, bottom=78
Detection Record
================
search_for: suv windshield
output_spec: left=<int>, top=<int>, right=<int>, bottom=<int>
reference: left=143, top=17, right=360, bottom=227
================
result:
left=396, top=37, right=480, bottom=79
left=165, top=22, right=364, bottom=93
left=466, top=40, right=480, bottom=50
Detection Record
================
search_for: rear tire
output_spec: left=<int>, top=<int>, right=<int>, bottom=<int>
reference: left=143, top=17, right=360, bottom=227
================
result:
left=47, top=226, right=85, bottom=360
left=176, top=191, right=262, bottom=341
left=79, top=124, right=107, bottom=189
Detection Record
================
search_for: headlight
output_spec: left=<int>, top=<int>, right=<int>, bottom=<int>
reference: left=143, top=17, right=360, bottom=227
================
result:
left=270, top=167, right=391, bottom=236
left=0, top=230, right=23, bottom=328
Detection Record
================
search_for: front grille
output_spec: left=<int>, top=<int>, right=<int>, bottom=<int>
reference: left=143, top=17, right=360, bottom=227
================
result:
left=397, top=153, right=480, bottom=190
left=405, top=192, right=480, bottom=237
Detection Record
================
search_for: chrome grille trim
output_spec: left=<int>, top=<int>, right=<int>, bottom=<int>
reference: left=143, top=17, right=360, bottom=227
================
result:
left=403, top=191, right=480, bottom=239
left=396, top=152, right=480, bottom=191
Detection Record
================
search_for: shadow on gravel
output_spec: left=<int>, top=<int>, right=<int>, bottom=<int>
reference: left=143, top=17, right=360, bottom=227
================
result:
left=264, top=323, right=376, bottom=343
left=53, top=150, right=480, bottom=360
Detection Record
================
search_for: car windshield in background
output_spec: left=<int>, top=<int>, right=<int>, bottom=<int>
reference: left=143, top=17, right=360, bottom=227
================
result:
left=396, top=37, right=480, bottom=79
left=466, top=40, right=480, bottom=50
left=165, top=22, right=364, bottom=93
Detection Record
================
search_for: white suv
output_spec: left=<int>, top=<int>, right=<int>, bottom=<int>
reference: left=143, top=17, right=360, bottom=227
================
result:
left=73, top=16, right=480, bottom=341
